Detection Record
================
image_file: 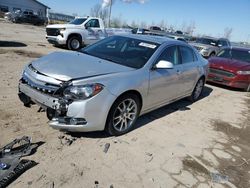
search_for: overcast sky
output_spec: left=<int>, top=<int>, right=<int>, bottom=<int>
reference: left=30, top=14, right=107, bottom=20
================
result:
left=40, top=0, right=250, bottom=42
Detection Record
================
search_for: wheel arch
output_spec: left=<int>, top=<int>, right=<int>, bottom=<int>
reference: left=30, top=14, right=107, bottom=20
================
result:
left=116, top=90, right=143, bottom=109
left=104, top=89, right=143, bottom=135
left=67, top=33, right=83, bottom=44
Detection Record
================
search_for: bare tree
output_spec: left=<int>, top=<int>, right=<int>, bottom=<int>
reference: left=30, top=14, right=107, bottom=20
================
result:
left=224, top=27, right=233, bottom=39
left=111, top=16, right=122, bottom=27
left=131, top=20, right=138, bottom=28
left=90, top=4, right=109, bottom=26
left=159, top=19, right=166, bottom=30
left=184, top=21, right=196, bottom=35
left=181, top=21, right=187, bottom=32
left=140, top=21, right=147, bottom=28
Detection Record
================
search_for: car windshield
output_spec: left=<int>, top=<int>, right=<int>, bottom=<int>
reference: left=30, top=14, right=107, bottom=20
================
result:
left=81, top=36, right=159, bottom=69
left=196, top=38, right=217, bottom=46
left=69, top=18, right=87, bottom=25
left=217, top=48, right=250, bottom=62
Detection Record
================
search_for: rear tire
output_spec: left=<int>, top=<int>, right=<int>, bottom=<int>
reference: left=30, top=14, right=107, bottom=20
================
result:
left=189, top=78, right=205, bottom=102
left=105, top=94, right=141, bottom=136
left=67, top=36, right=82, bottom=50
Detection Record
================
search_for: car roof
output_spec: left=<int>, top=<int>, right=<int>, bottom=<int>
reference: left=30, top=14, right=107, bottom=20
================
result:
left=117, top=34, right=182, bottom=45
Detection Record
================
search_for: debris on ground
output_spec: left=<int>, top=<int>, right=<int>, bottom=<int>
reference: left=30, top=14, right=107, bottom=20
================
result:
left=103, top=143, right=110, bottom=153
left=94, top=180, right=99, bottom=188
left=0, top=136, right=42, bottom=187
left=58, top=135, right=77, bottom=146
left=210, top=172, right=229, bottom=183
left=145, top=152, right=153, bottom=162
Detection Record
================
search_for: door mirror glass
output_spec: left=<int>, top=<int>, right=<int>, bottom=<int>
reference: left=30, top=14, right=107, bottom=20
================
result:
left=155, top=60, right=174, bottom=69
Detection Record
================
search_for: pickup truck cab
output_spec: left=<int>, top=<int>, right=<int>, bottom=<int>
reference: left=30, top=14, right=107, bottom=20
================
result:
left=46, top=17, right=107, bottom=50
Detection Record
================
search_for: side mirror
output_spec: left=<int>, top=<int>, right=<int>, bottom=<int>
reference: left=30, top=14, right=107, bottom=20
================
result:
left=155, top=60, right=174, bottom=69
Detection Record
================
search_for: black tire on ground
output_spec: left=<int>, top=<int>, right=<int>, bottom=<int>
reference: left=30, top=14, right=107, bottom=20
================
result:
left=188, top=78, right=205, bottom=102
left=105, top=93, right=141, bottom=136
left=67, top=36, right=82, bottom=50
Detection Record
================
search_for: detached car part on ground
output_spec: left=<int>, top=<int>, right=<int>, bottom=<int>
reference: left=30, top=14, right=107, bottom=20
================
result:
left=208, top=47, right=250, bottom=91
left=0, top=136, right=39, bottom=188
left=18, top=35, right=208, bottom=136
left=190, top=37, right=231, bottom=58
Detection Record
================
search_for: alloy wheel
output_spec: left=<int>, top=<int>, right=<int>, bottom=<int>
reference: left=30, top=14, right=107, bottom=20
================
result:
left=194, top=79, right=204, bottom=100
left=112, top=99, right=138, bottom=132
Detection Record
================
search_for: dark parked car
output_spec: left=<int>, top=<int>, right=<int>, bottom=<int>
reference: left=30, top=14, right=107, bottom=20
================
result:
left=13, top=12, right=45, bottom=25
left=208, top=47, right=250, bottom=91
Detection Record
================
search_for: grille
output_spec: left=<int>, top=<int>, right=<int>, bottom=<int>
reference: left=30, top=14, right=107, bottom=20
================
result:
left=22, top=73, right=60, bottom=95
left=209, top=68, right=235, bottom=78
left=46, top=28, right=60, bottom=36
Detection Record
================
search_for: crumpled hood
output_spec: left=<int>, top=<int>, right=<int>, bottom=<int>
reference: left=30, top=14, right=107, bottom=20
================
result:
left=209, top=57, right=250, bottom=72
left=31, top=51, right=134, bottom=81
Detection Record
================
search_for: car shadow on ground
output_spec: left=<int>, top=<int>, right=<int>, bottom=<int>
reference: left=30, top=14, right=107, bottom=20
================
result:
left=0, top=41, right=27, bottom=47
left=67, top=85, right=213, bottom=139
left=134, top=85, right=213, bottom=131
left=207, top=82, right=246, bottom=92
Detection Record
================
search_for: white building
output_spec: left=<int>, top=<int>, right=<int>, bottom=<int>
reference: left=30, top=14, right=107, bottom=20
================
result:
left=0, top=0, right=50, bottom=18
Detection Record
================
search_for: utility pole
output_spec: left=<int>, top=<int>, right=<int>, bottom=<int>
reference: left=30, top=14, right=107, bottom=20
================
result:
left=108, top=0, right=112, bottom=27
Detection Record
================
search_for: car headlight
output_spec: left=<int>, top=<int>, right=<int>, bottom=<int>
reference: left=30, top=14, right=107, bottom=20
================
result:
left=59, top=28, right=66, bottom=32
left=237, top=70, right=250, bottom=75
left=63, top=83, right=104, bottom=100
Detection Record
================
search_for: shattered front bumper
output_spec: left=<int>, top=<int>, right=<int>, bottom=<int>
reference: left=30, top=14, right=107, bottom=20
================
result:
left=19, top=83, right=60, bottom=109
left=18, top=82, right=116, bottom=132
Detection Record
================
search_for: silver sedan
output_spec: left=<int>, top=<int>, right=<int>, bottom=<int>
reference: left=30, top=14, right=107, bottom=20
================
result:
left=18, top=35, right=208, bottom=136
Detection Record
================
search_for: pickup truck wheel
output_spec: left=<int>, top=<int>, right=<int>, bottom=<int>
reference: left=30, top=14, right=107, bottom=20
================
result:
left=105, top=94, right=141, bottom=136
left=189, top=78, right=204, bottom=102
left=67, top=36, right=81, bottom=50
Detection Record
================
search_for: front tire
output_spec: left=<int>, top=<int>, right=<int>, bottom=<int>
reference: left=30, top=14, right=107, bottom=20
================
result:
left=105, top=94, right=141, bottom=136
left=189, top=78, right=205, bottom=102
left=67, top=36, right=82, bottom=50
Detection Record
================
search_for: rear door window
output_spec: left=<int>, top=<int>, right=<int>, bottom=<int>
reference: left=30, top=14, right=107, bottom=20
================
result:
left=158, top=46, right=180, bottom=65
left=179, top=46, right=195, bottom=64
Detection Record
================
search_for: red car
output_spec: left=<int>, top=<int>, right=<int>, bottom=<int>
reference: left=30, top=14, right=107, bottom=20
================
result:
left=207, top=47, right=250, bottom=91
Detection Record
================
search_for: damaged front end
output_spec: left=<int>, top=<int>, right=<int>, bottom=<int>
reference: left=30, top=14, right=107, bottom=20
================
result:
left=18, top=63, right=78, bottom=125
left=18, top=63, right=106, bottom=130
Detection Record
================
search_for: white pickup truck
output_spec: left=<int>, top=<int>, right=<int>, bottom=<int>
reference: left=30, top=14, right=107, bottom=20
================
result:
left=46, top=17, right=107, bottom=50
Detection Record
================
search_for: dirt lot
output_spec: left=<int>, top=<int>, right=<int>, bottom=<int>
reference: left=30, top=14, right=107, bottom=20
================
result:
left=0, top=21, right=249, bottom=188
